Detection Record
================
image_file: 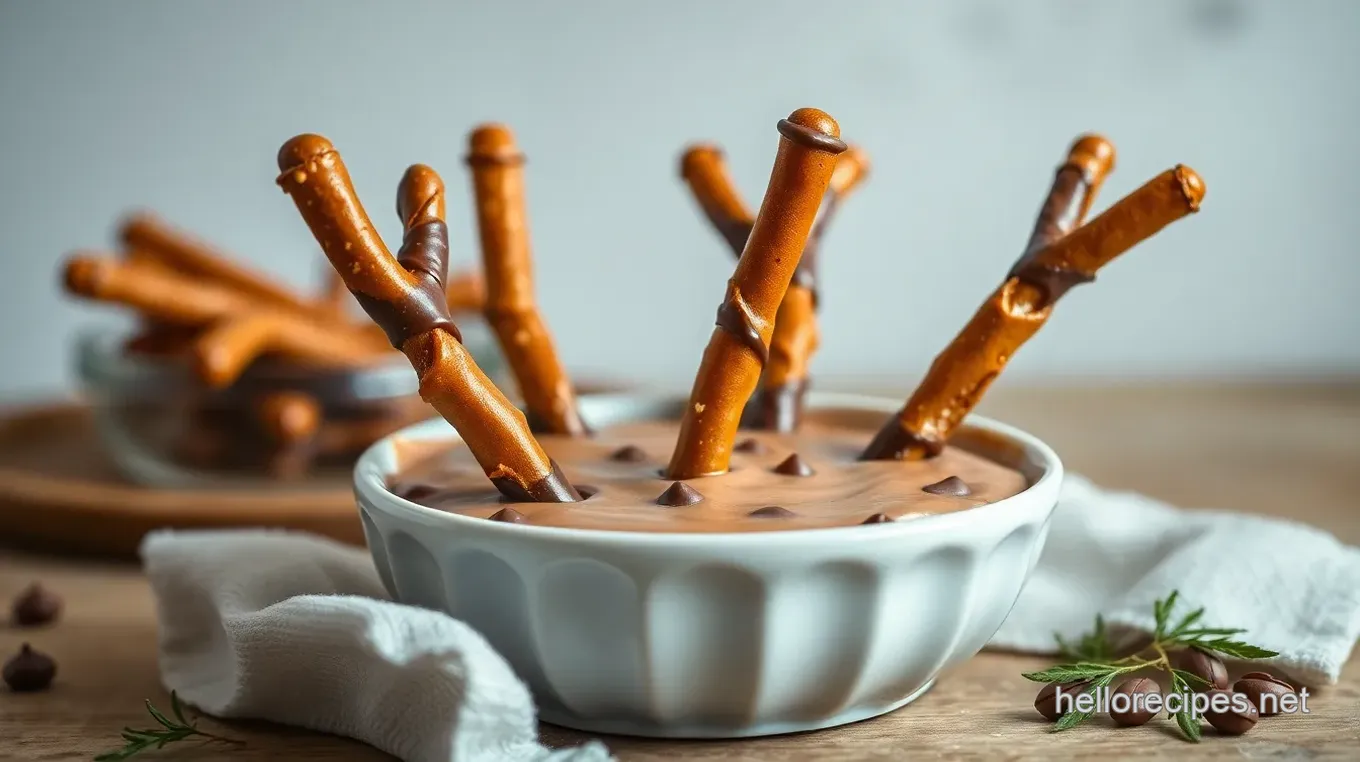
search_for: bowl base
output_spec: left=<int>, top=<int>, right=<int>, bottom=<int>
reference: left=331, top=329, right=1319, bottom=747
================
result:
left=539, top=679, right=936, bottom=739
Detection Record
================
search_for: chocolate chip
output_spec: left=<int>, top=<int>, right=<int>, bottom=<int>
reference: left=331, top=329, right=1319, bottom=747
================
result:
left=733, top=438, right=766, bottom=454
left=1234, top=677, right=1295, bottom=716
left=1202, top=689, right=1258, bottom=735
left=1109, top=677, right=1160, bottom=727
left=488, top=507, right=528, bottom=524
left=608, top=445, right=647, bottom=462
left=861, top=513, right=894, bottom=524
left=391, top=482, right=440, bottom=502
left=1034, top=680, right=1090, bottom=721
left=575, top=485, right=599, bottom=499
left=11, top=583, right=61, bottom=627
left=656, top=482, right=703, bottom=507
left=3, top=644, right=56, bottom=692
left=1175, top=647, right=1229, bottom=689
left=748, top=506, right=796, bottom=518
left=921, top=476, right=971, bottom=496
left=772, top=453, right=814, bottom=477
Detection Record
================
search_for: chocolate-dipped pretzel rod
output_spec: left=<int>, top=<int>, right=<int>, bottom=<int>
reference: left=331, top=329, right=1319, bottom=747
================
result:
left=680, top=143, right=870, bottom=432
left=276, top=134, right=579, bottom=502
left=862, top=152, right=1204, bottom=461
left=62, top=254, right=385, bottom=377
left=466, top=125, right=588, bottom=436
left=757, top=145, right=870, bottom=431
left=666, top=108, right=848, bottom=479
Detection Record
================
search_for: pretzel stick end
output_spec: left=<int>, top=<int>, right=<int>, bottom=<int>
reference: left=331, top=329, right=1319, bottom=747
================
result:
left=397, top=164, right=446, bottom=227
left=1174, top=164, right=1206, bottom=211
left=783, top=107, right=842, bottom=141
left=830, top=144, right=870, bottom=196
left=1068, top=134, right=1116, bottom=178
left=277, top=134, right=336, bottom=175
left=62, top=255, right=106, bottom=296
left=680, top=144, right=724, bottom=179
left=467, top=124, right=525, bottom=165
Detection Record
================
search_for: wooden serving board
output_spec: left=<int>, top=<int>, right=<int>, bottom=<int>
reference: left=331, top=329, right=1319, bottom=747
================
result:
left=0, top=402, right=362, bottom=557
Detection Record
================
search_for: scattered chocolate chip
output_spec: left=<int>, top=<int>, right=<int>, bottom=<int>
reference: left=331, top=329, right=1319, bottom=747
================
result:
left=1234, top=677, right=1295, bottom=716
left=1109, top=677, right=1160, bottom=727
left=772, top=453, right=814, bottom=477
left=608, top=445, right=647, bottom=462
left=861, top=513, right=894, bottom=524
left=733, top=438, right=766, bottom=454
left=921, top=476, right=971, bottom=496
left=488, top=507, right=528, bottom=524
left=3, top=644, right=55, bottom=692
left=656, top=482, right=703, bottom=507
left=1034, top=680, right=1090, bottom=721
left=748, top=506, right=796, bottom=518
left=1202, top=689, right=1258, bottom=735
left=1175, top=647, right=1230, bottom=689
left=11, top=583, right=61, bottom=627
left=391, top=482, right=440, bottom=502
left=574, top=485, right=599, bottom=499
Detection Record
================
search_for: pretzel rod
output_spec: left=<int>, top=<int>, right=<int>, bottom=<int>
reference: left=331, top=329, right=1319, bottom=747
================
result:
left=679, top=145, right=756, bottom=252
left=1013, top=134, right=1116, bottom=269
left=193, top=313, right=286, bottom=387
left=666, top=108, right=847, bottom=479
left=276, top=134, right=579, bottom=502
left=63, top=255, right=383, bottom=372
left=466, top=125, right=588, bottom=436
left=319, top=269, right=351, bottom=316
left=754, top=144, right=871, bottom=431
left=862, top=164, right=1205, bottom=460
left=120, top=212, right=319, bottom=316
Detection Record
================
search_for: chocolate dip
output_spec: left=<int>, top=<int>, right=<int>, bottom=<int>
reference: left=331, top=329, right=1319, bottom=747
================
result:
left=388, top=407, right=1029, bottom=533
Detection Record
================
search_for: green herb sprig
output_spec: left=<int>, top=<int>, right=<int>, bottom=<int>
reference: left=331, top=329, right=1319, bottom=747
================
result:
left=1023, top=590, right=1278, bottom=742
left=94, top=691, right=243, bottom=760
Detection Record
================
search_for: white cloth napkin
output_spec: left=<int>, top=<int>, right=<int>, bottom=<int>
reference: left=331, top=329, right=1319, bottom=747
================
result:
left=139, top=476, right=1360, bottom=762
left=139, top=530, right=614, bottom=762
left=992, top=475, right=1360, bottom=686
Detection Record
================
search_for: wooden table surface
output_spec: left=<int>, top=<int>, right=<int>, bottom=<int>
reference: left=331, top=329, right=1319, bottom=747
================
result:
left=3, top=381, right=1358, bottom=760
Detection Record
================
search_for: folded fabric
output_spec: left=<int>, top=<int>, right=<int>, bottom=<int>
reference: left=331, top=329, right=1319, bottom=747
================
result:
left=139, top=476, right=1360, bottom=762
left=992, top=475, right=1360, bottom=686
left=140, top=530, right=613, bottom=762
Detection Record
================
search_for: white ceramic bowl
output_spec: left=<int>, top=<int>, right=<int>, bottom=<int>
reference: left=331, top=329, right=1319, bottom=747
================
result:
left=354, top=392, right=1063, bottom=738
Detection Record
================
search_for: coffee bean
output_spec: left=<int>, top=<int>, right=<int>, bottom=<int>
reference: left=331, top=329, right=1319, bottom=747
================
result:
left=1234, top=677, right=1294, bottom=716
left=1240, top=671, right=1294, bottom=690
left=3, top=644, right=56, bottom=692
left=11, top=583, right=61, bottom=627
left=1109, top=677, right=1160, bottom=726
left=771, top=453, right=814, bottom=477
left=1034, top=680, right=1090, bottom=721
left=922, top=476, right=971, bottom=496
left=656, top=482, right=703, bottom=507
left=608, top=445, right=647, bottom=462
left=1202, top=689, right=1258, bottom=735
left=1175, top=647, right=1229, bottom=689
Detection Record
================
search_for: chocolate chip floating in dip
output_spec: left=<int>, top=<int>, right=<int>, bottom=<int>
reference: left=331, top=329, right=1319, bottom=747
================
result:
left=922, top=476, right=971, bottom=496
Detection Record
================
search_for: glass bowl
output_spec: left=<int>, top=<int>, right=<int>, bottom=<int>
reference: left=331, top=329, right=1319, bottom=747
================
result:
left=75, top=320, right=504, bottom=490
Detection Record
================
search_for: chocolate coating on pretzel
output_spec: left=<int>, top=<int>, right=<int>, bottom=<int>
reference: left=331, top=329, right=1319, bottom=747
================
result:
left=714, top=283, right=769, bottom=366
left=352, top=220, right=463, bottom=348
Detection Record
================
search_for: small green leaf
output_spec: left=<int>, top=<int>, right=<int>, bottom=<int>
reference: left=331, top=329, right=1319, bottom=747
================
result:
left=1172, top=668, right=1210, bottom=690
left=1195, top=640, right=1279, bottom=659
left=1174, top=707, right=1202, bottom=742
left=144, top=700, right=175, bottom=731
left=170, top=691, right=190, bottom=726
left=1022, top=663, right=1117, bottom=682
left=1170, top=607, right=1204, bottom=636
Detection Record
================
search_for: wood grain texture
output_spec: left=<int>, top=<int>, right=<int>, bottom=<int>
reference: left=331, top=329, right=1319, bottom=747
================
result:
left=2, top=380, right=1358, bottom=760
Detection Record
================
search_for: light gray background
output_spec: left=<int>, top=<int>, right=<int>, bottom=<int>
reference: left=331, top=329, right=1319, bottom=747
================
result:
left=2, top=0, right=1356, bottom=398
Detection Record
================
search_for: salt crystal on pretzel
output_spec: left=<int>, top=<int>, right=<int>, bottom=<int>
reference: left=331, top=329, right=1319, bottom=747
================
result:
left=465, top=125, right=588, bottom=436
left=666, top=108, right=847, bottom=479
left=679, top=142, right=869, bottom=432
left=862, top=138, right=1203, bottom=460
left=275, top=134, right=580, bottom=502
